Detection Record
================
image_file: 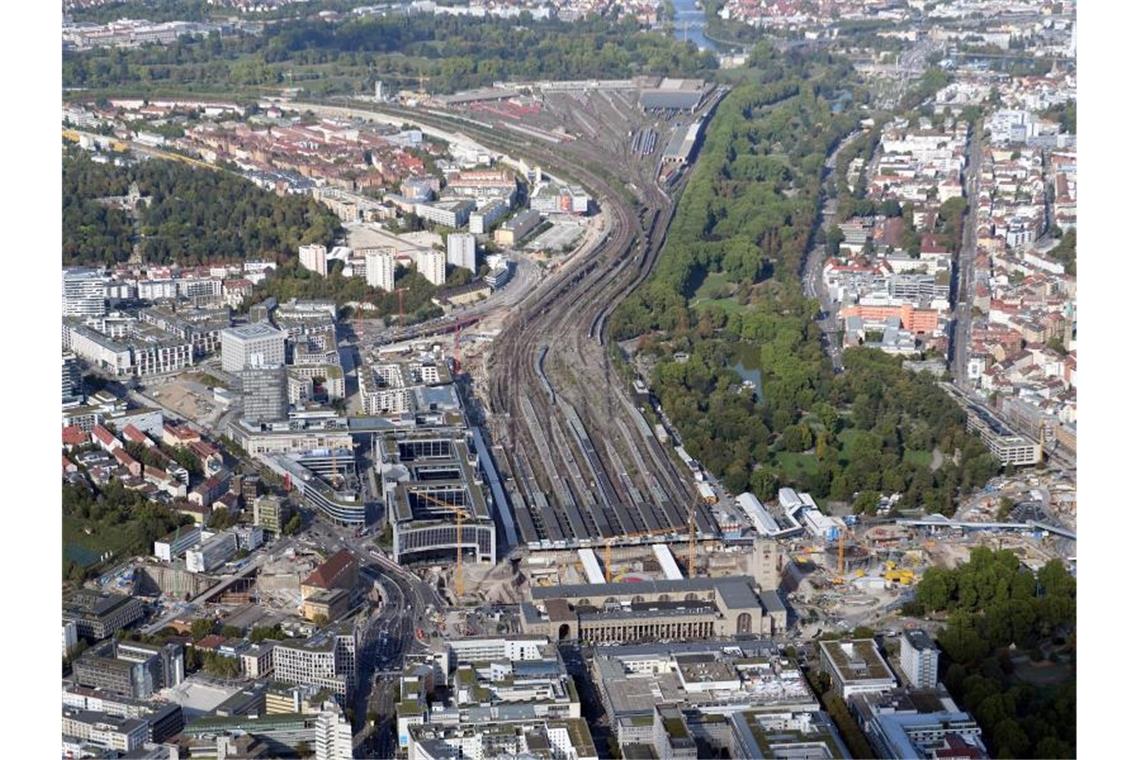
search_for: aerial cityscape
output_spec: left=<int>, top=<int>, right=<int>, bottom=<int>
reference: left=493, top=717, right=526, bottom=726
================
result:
left=59, top=0, right=1077, bottom=758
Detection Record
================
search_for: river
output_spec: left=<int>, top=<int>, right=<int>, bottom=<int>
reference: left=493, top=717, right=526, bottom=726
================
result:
left=672, top=0, right=719, bottom=52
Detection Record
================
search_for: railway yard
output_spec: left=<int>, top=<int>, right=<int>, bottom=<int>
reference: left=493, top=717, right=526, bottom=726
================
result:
left=320, top=83, right=731, bottom=555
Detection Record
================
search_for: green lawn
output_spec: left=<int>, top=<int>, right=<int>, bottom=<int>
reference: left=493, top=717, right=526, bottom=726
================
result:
left=775, top=451, right=820, bottom=478
left=694, top=270, right=733, bottom=300
left=63, top=516, right=135, bottom=568
left=693, top=296, right=748, bottom=316
left=903, top=449, right=933, bottom=468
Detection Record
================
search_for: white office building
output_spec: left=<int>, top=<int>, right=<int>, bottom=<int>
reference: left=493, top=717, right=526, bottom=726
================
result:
left=220, top=322, right=288, bottom=372
left=186, top=530, right=238, bottom=573
left=900, top=629, right=940, bottom=689
left=446, top=233, right=477, bottom=272
left=63, top=268, right=107, bottom=317
left=365, top=249, right=396, bottom=291
left=299, top=244, right=329, bottom=276
left=315, top=702, right=354, bottom=760
left=415, top=249, right=447, bottom=286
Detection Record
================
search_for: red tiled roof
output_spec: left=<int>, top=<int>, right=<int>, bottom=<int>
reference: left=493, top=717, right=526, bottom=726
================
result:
left=122, top=424, right=149, bottom=444
left=63, top=426, right=89, bottom=446
left=195, top=634, right=226, bottom=650
left=303, top=549, right=355, bottom=590
left=93, top=425, right=118, bottom=446
left=113, top=448, right=138, bottom=467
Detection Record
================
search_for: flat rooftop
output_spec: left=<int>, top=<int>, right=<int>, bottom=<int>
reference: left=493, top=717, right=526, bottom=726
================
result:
left=820, top=639, right=895, bottom=683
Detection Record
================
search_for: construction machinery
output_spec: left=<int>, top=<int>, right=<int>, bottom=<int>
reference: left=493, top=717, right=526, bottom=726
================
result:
left=413, top=490, right=468, bottom=598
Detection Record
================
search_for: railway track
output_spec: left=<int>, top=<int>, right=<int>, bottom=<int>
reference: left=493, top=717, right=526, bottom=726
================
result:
left=314, top=99, right=717, bottom=549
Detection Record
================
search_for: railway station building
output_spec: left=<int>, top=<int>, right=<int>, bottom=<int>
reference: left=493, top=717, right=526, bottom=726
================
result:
left=520, top=576, right=786, bottom=643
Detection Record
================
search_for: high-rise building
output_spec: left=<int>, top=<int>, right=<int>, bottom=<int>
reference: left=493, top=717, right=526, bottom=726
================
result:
left=63, top=352, right=83, bottom=404
left=220, top=322, right=288, bottom=372
left=299, top=244, right=329, bottom=276
left=315, top=701, right=354, bottom=760
left=63, top=267, right=107, bottom=318
left=415, top=249, right=446, bottom=286
left=241, top=365, right=289, bottom=424
left=900, top=629, right=940, bottom=689
left=254, top=495, right=292, bottom=535
left=446, top=233, right=477, bottom=272
left=365, top=248, right=396, bottom=291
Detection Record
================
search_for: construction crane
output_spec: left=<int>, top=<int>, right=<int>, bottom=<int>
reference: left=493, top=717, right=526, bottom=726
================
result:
left=395, top=287, right=410, bottom=329
left=413, top=490, right=467, bottom=598
left=604, top=537, right=614, bottom=583
left=837, top=530, right=846, bottom=578
left=452, top=323, right=463, bottom=375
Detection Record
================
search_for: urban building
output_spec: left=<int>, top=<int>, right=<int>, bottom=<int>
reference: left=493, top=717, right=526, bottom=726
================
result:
left=186, top=530, right=238, bottom=573
left=406, top=719, right=597, bottom=760
left=260, top=449, right=366, bottom=525
left=852, top=688, right=987, bottom=759
left=494, top=209, right=542, bottom=246
left=415, top=248, right=447, bottom=286
left=415, top=198, right=476, bottom=228
left=593, top=641, right=817, bottom=723
left=61, top=708, right=149, bottom=754
left=521, top=576, right=787, bottom=643
left=63, top=352, right=84, bottom=405
left=63, top=267, right=107, bottom=318
left=63, top=591, right=145, bottom=641
left=72, top=640, right=184, bottom=699
left=819, top=639, right=898, bottom=700
left=722, top=709, right=848, bottom=760
left=240, top=642, right=278, bottom=679
left=63, top=621, right=79, bottom=658
left=153, top=524, right=202, bottom=562
left=299, top=244, right=329, bottom=276
left=446, top=233, right=477, bottom=271
left=900, top=630, right=940, bottom=689
left=302, top=589, right=350, bottom=623
left=220, top=322, right=288, bottom=372
left=254, top=494, right=292, bottom=535
left=469, top=198, right=509, bottom=234
left=271, top=623, right=358, bottom=698
left=241, top=365, right=290, bottom=424
left=365, top=248, right=396, bottom=291
left=301, top=549, right=359, bottom=600
left=63, top=687, right=185, bottom=744
left=379, top=429, right=497, bottom=566
left=315, top=701, right=354, bottom=760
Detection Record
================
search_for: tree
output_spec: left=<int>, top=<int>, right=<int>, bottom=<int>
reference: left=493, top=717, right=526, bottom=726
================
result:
left=826, top=225, right=845, bottom=256
left=283, top=513, right=302, bottom=536
left=851, top=491, right=880, bottom=515
left=190, top=618, right=215, bottom=641
left=749, top=467, right=779, bottom=501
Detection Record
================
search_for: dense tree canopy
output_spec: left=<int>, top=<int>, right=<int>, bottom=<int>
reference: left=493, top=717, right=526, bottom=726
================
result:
left=62, top=149, right=341, bottom=266
left=609, top=45, right=997, bottom=509
left=913, top=548, right=1076, bottom=758
left=63, top=15, right=716, bottom=96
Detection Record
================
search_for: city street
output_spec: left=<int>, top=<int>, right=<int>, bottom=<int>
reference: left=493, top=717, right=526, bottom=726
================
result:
left=950, top=118, right=984, bottom=386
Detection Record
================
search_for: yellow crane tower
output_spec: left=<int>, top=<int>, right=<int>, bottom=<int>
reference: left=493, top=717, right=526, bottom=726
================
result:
left=837, top=530, right=846, bottom=578
left=415, top=490, right=467, bottom=598
left=604, top=538, right=614, bottom=583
